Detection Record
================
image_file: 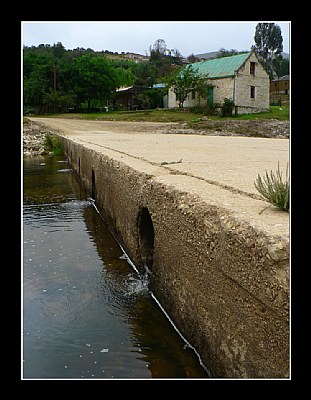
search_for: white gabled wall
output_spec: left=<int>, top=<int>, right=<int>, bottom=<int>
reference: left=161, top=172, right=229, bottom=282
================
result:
left=168, top=78, right=235, bottom=109
left=211, top=77, right=235, bottom=106
left=234, top=52, right=270, bottom=114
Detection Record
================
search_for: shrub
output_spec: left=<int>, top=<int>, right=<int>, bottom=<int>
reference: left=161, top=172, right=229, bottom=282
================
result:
left=44, top=134, right=64, bottom=155
left=189, top=103, right=216, bottom=115
left=221, top=98, right=235, bottom=117
left=254, top=162, right=289, bottom=211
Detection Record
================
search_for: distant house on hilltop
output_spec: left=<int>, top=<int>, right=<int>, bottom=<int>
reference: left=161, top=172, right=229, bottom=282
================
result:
left=168, top=51, right=270, bottom=114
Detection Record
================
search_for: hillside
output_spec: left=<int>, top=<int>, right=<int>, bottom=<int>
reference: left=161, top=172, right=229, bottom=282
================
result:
left=195, top=51, right=289, bottom=60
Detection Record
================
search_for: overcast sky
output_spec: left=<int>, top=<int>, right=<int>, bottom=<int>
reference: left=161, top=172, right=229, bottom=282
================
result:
left=22, top=21, right=290, bottom=57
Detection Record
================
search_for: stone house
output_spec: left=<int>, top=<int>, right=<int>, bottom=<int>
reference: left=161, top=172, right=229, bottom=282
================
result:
left=168, top=51, right=270, bottom=114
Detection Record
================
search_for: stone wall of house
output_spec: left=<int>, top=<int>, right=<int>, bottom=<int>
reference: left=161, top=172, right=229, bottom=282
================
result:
left=167, top=87, right=198, bottom=108
left=234, top=53, right=270, bottom=114
left=168, top=77, right=235, bottom=110
left=210, top=77, right=235, bottom=108
left=168, top=87, right=178, bottom=108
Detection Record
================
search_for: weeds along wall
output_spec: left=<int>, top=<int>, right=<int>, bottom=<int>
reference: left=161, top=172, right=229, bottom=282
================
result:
left=62, top=136, right=289, bottom=379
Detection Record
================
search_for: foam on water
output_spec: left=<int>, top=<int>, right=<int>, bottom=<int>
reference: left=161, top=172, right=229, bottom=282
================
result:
left=125, top=271, right=150, bottom=296
left=56, top=168, right=72, bottom=173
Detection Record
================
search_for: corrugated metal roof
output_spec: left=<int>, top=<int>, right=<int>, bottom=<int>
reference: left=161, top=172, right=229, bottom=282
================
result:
left=186, top=52, right=251, bottom=79
left=153, top=83, right=167, bottom=89
left=271, top=74, right=290, bottom=82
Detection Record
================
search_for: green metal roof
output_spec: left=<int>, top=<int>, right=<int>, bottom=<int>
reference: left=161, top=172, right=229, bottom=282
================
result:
left=187, top=52, right=251, bottom=79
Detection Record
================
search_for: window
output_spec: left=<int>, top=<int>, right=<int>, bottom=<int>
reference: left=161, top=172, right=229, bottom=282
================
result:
left=250, top=62, right=255, bottom=76
left=250, top=86, right=255, bottom=99
left=191, top=90, right=196, bottom=100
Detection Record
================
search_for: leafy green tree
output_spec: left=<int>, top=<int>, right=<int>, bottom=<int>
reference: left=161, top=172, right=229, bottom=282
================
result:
left=136, top=88, right=165, bottom=109
left=167, top=65, right=210, bottom=108
left=42, top=91, right=77, bottom=113
left=272, top=57, right=289, bottom=79
left=252, top=23, right=283, bottom=78
left=52, top=42, right=66, bottom=60
left=23, top=41, right=186, bottom=114
left=23, top=52, right=54, bottom=113
left=72, top=54, right=118, bottom=111
left=114, top=66, right=136, bottom=87
left=132, top=62, right=157, bottom=87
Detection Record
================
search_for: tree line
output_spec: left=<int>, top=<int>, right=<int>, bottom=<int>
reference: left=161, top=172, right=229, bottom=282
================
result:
left=23, top=24, right=289, bottom=114
left=23, top=39, right=184, bottom=114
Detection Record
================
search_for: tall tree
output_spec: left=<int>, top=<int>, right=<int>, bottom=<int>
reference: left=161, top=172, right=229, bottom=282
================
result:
left=272, top=57, right=289, bottom=79
left=149, top=39, right=182, bottom=78
left=23, top=52, right=54, bottom=113
left=72, top=54, right=118, bottom=111
left=252, top=23, right=283, bottom=79
left=149, top=39, right=167, bottom=60
left=131, top=62, right=157, bottom=87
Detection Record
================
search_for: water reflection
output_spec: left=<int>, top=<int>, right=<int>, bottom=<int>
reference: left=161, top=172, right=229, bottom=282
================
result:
left=83, top=206, right=208, bottom=378
left=23, top=155, right=208, bottom=379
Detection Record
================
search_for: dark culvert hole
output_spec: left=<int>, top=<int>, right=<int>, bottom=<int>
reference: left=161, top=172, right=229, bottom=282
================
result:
left=91, top=169, right=96, bottom=199
left=138, top=207, right=154, bottom=271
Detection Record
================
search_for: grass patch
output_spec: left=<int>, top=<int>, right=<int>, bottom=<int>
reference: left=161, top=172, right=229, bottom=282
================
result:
left=41, top=109, right=204, bottom=123
left=44, top=134, right=64, bottom=155
left=23, top=116, right=31, bottom=125
left=254, top=162, right=289, bottom=211
left=234, top=106, right=289, bottom=121
left=31, top=105, right=289, bottom=124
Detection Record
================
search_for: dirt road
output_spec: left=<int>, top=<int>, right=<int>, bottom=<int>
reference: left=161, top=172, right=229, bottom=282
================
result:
left=28, top=117, right=289, bottom=237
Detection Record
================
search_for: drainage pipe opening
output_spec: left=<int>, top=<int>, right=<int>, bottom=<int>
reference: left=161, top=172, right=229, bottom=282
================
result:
left=91, top=169, right=96, bottom=199
left=137, top=207, right=154, bottom=271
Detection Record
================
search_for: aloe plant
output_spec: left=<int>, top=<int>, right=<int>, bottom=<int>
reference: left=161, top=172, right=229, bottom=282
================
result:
left=254, top=162, right=289, bottom=211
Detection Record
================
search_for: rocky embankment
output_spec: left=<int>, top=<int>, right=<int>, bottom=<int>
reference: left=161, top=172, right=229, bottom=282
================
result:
left=169, top=118, right=289, bottom=139
left=23, top=119, right=54, bottom=156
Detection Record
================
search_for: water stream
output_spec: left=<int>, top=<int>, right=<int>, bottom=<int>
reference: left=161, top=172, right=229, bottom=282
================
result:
left=23, top=155, right=209, bottom=379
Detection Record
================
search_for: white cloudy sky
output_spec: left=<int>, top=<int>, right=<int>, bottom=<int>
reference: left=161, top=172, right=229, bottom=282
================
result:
left=22, top=21, right=290, bottom=57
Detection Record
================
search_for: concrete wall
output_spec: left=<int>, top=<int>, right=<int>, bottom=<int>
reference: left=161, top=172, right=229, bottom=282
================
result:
left=62, top=137, right=289, bottom=379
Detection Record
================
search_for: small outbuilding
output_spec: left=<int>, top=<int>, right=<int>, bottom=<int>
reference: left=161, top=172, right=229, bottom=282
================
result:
left=270, top=75, right=290, bottom=95
left=113, top=85, right=148, bottom=111
left=168, top=51, right=270, bottom=114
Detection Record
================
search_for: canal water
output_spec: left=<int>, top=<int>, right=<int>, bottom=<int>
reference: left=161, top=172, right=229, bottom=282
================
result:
left=23, top=154, right=209, bottom=379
